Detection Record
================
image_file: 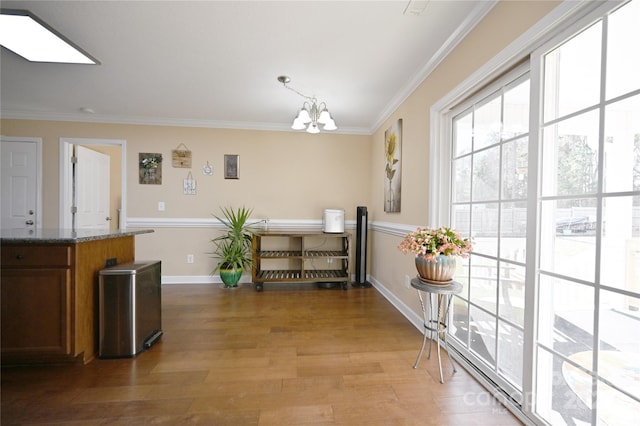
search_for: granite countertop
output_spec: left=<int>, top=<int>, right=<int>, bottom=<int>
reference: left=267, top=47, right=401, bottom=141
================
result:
left=0, top=228, right=154, bottom=244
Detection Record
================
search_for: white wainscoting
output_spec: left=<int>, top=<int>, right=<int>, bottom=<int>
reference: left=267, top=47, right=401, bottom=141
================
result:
left=127, top=217, right=331, bottom=230
left=129, top=217, right=423, bottom=330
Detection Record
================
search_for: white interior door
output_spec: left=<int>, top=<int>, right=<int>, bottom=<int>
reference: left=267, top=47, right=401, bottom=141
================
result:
left=75, top=145, right=110, bottom=230
left=1, top=138, right=41, bottom=230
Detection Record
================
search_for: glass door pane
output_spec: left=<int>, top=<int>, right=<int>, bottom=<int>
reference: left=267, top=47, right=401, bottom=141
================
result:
left=450, top=73, right=530, bottom=398
left=535, top=2, right=640, bottom=423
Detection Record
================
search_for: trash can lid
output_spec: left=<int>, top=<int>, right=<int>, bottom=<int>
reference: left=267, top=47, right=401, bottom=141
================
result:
left=99, top=260, right=160, bottom=275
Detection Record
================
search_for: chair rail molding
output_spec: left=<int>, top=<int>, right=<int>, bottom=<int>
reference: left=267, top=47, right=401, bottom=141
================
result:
left=370, top=221, right=423, bottom=237
left=127, top=217, right=358, bottom=230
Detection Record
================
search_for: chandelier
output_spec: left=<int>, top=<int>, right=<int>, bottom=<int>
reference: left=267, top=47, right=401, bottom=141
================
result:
left=277, top=76, right=337, bottom=133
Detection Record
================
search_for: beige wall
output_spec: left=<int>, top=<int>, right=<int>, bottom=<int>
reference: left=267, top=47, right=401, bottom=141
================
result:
left=0, top=119, right=370, bottom=275
left=368, top=1, right=560, bottom=306
left=0, top=0, right=560, bottom=287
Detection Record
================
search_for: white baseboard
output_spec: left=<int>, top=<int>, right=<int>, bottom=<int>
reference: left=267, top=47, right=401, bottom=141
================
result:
left=160, top=274, right=423, bottom=336
left=369, top=275, right=532, bottom=424
left=368, top=275, right=423, bottom=333
left=161, top=274, right=253, bottom=285
left=162, top=274, right=357, bottom=286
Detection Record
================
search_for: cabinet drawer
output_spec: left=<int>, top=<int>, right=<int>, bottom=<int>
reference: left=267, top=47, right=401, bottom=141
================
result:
left=1, top=245, right=72, bottom=267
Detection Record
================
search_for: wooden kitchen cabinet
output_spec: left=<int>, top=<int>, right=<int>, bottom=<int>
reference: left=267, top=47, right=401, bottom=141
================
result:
left=0, top=230, right=150, bottom=365
left=1, top=267, right=72, bottom=359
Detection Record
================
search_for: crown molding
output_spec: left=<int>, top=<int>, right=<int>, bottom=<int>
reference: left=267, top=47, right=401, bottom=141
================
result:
left=0, top=110, right=370, bottom=135
left=369, top=0, right=499, bottom=133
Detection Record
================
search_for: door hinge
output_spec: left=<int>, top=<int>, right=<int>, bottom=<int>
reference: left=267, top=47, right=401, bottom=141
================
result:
left=71, top=156, right=78, bottom=164
left=70, top=206, right=77, bottom=214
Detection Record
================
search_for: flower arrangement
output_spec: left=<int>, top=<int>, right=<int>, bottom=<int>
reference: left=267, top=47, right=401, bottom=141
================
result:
left=140, top=154, right=162, bottom=170
left=398, top=226, right=473, bottom=262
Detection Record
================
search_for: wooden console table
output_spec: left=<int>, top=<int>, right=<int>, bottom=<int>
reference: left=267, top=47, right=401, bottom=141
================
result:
left=251, top=231, right=350, bottom=291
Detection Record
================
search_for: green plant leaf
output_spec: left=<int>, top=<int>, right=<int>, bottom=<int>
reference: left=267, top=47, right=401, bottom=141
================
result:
left=210, top=206, right=256, bottom=274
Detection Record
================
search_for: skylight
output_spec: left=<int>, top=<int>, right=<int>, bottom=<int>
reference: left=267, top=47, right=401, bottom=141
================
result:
left=0, top=9, right=98, bottom=64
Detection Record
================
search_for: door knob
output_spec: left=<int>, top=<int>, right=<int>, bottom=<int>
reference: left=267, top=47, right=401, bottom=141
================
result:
left=25, top=220, right=34, bottom=225
left=106, top=217, right=112, bottom=221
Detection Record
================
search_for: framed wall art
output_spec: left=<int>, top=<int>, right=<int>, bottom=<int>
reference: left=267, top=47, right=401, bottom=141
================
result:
left=139, top=152, right=163, bottom=185
left=224, top=154, right=239, bottom=179
left=384, top=119, right=402, bottom=212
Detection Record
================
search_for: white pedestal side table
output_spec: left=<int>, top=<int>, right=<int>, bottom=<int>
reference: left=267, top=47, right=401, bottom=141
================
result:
left=411, top=277, right=463, bottom=383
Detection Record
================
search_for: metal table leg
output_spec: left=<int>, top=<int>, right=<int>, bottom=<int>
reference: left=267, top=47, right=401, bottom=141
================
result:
left=412, top=280, right=461, bottom=384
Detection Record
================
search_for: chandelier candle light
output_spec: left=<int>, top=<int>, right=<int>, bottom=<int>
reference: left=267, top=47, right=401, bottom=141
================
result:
left=277, top=75, right=337, bottom=134
left=398, top=226, right=473, bottom=284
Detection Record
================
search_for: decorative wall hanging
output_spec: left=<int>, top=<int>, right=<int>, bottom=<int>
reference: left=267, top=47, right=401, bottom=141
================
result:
left=203, top=161, right=213, bottom=176
left=139, top=152, right=162, bottom=185
left=172, top=143, right=192, bottom=168
left=183, top=171, right=196, bottom=195
left=224, top=154, right=239, bottom=179
left=384, top=118, right=402, bottom=212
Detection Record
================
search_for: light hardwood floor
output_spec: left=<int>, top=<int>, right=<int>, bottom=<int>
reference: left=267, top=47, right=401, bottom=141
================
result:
left=1, top=283, right=523, bottom=425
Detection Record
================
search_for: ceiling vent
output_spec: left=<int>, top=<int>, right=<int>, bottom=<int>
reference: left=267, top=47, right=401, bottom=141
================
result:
left=403, top=0, right=430, bottom=16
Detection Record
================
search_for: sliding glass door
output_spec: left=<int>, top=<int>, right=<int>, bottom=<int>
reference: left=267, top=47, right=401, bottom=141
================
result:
left=449, top=69, right=530, bottom=401
left=534, top=1, right=640, bottom=424
left=445, top=1, right=640, bottom=424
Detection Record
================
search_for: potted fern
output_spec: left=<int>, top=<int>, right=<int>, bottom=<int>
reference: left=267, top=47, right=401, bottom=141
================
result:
left=211, top=206, right=256, bottom=287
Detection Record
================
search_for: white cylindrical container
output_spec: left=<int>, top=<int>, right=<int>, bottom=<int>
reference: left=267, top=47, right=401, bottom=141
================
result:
left=323, top=209, right=345, bottom=233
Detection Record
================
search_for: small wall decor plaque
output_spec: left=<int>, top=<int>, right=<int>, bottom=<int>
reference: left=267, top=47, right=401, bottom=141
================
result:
left=172, top=143, right=192, bottom=168
left=224, top=154, right=239, bottom=179
left=183, top=171, right=196, bottom=195
left=203, top=161, right=213, bottom=176
left=139, top=153, right=162, bottom=185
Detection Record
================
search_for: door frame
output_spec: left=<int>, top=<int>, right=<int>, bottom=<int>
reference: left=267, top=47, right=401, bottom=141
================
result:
left=59, top=138, right=127, bottom=230
left=0, top=136, right=43, bottom=229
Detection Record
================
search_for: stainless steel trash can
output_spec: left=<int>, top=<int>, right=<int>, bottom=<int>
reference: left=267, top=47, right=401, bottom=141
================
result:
left=99, top=261, right=162, bottom=358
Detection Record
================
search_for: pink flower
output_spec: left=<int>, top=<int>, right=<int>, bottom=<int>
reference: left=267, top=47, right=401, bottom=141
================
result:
left=397, top=226, right=473, bottom=259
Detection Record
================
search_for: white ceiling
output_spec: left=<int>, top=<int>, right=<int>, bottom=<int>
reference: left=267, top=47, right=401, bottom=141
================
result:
left=0, top=1, right=496, bottom=135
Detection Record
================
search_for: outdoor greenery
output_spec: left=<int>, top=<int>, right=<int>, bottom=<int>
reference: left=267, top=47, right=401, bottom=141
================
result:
left=557, top=135, right=597, bottom=207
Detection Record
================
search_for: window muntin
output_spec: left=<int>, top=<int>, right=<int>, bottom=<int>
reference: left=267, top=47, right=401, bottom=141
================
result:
left=503, top=79, right=530, bottom=140
left=453, top=156, right=471, bottom=202
left=474, top=95, right=502, bottom=151
left=603, top=94, right=640, bottom=194
left=450, top=70, right=530, bottom=396
left=600, top=195, right=640, bottom=291
left=501, top=137, right=529, bottom=200
left=444, top=2, right=640, bottom=423
left=454, top=110, right=473, bottom=156
left=543, top=22, right=602, bottom=122
left=534, top=2, right=640, bottom=423
left=539, top=198, right=597, bottom=282
left=540, top=110, right=600, bottom=198
left=606, top=0, right=640, bottom=100
left=472, top=146, right=501, bottom=202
